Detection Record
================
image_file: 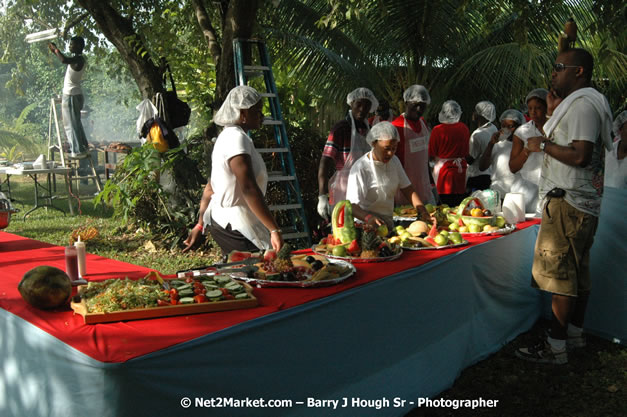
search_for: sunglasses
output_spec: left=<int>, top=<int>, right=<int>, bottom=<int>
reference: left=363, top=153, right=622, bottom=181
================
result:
left=553, top=63, right=580, bottom=72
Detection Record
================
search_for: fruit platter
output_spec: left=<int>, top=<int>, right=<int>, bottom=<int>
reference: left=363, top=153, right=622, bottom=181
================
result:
left=388, top=220, right=469, bottom=250
left=312, top=200, right=402, bottom=262
left=70, top=273, right=257, bottom=324
left=443, top=196, right=515, bottom=235
left=212, top=246, right=356, bottom=287
left=393, top=205, right=419, bottom=221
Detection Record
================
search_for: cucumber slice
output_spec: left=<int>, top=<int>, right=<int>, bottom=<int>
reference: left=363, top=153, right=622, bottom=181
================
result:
left=206, top=289, right=223, bottom=298
left=214, top=275, right=231, bottom=284
left=179, top=297, right=194, bottom=304
left=178, top=289, right=194, bottom=297
left=203, top=282, right=218, bottom=290
left=175, top=283, right=192, bottom=291
left=169, top=280, right=186, bottom=286
left=235, top=293, right=249, bottom=299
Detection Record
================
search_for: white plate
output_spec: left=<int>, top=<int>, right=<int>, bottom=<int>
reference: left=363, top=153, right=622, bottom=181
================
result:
left=236, top=260, right=356, bottom=288
left=459, top=224, right=516, bottom=236
left=401, top=240, right=469, bottom=251
left=393, top=215, right=418, bottom=222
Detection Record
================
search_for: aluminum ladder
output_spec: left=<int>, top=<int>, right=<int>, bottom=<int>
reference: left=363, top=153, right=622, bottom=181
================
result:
left=232, top=38, right=311, bottom=248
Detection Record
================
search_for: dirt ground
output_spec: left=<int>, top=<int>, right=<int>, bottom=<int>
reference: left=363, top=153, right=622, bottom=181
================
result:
left=405, top=319, right=626, bottom=417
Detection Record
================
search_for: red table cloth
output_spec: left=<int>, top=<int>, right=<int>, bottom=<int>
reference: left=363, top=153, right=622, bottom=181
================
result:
left=0, top=220, right=540, bottom=363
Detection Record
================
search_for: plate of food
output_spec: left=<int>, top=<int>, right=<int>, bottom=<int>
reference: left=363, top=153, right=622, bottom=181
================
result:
left=393, top=205, right=418, bottom=221
left=400, top=238, right=469, bottom=250
left=459, top=223, right=516, bottom=236
left=389, top=221, right=468, bottom=250
left=236, top=254, right=356, bottom=288
left=312, top=244, right=402, bottom=263
left=70, top=274, right=257, bottom=324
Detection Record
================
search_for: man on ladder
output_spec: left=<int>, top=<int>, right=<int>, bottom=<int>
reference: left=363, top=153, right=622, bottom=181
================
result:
left=49, top=37, right=89, bottom=158
left=49, top=37, right=101, bottom=191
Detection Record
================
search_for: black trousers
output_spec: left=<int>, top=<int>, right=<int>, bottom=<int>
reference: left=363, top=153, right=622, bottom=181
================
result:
left=207, top=217, right=259, bottom=257
left=466, top=175, right=491, bottom=194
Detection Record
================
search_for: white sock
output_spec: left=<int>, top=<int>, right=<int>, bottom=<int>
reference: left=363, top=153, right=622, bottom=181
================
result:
left=568, top=324, right=583, bottom=337
left=547, top=336, right=566, bottom=351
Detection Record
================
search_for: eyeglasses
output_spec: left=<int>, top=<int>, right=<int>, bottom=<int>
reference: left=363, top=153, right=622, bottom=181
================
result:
left=553, top=63, right=580, bottom=72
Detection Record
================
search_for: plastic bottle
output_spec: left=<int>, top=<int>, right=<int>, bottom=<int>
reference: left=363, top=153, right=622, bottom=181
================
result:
left=74, top=236, right=87, bottom=278
left=65, top=245, right=79, bottom=282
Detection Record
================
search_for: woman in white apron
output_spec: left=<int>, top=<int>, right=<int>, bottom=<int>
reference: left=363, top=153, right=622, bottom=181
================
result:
left=346, top=122, right=431, bottom=231
left=392, top=85, right=435, bottom=206
left=478, top=109, right=525, bottom=200
left=429, top=100, right=470, bottom=207
left=317, top=88, right=378, bottom=219
left=184, top=86, right=283, bottom=255
left=509, top=89, right=549, bottom=214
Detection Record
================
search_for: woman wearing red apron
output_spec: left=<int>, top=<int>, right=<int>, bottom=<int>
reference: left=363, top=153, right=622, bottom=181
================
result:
left=429, top=100, right=470, bottom=207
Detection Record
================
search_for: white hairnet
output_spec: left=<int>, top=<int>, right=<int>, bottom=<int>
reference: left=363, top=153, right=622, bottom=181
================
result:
left=403, top=85, right=431, bottom=104
left=613, top=110, right=627, bottom=136
left=213, top=85, right=261, bottom=126
left=365, top=121, right=399, bottom=146
left=475, top=101, right=496, bottom=122
left=525, top=88, right=549, bottom=104
left=346, top=87, right=379, bottom=113
left=438, top=100, right=462, bottom=124
left=499, top=109, right=525, bottom=126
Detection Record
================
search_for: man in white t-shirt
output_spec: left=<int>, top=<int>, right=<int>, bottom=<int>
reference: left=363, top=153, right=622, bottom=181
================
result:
left=49, top=37, right=89, bottom=157
left=516, top=48, right=614, bottom=365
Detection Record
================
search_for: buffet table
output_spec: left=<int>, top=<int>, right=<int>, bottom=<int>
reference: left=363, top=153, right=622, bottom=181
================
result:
left=3, top=166, right=73, bottom=217
left=0, top=188, right=624, bottom=417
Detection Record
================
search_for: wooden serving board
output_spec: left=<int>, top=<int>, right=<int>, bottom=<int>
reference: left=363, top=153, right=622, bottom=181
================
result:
left=71, top=281, right=258, bottom=324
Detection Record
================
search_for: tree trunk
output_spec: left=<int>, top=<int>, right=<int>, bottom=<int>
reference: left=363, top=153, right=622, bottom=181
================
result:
left=76, top=0, right=163, bottom=99
left=215, top=0, right=260, bottom=104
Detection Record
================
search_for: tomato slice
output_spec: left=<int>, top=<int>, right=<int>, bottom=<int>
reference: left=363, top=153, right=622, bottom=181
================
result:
left=157, top=299, right=170, bottom=307
left=193, top=294, right=208, bottom=303
left=220, top=288, right=230, bottom=296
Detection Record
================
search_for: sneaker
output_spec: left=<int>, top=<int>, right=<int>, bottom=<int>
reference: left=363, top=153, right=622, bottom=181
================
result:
left=567, top=334, right=586, bottom=350
left=515, top=340, right=568, bottom=365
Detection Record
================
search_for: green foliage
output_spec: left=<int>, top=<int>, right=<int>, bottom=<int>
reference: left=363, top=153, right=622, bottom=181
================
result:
left=95, top=143, right=204, bottom=249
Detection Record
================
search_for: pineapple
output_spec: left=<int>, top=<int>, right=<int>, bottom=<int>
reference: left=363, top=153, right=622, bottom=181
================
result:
left=272, top=243, right=294, bottom=272
left=360, top=230, right=381, bottom=258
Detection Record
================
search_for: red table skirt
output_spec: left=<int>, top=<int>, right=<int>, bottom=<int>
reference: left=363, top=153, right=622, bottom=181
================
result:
left=0, top=220, right=540, bottom=363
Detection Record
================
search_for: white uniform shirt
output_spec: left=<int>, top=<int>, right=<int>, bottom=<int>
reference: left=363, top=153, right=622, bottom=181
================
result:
left=488, top=140, right=521, bottom=198
left=604, top=139, right=627, bottom=189
left=62, top=60, right=85, bottom=96
left=467, top=122, right=498, bottom=178
left=514, top=121, right=543, bottom=184
left=208, top=126, right=267, bottom=229
left=347, top=152, right=411, bottom=218
left=539, top=97, right=604, bottom=216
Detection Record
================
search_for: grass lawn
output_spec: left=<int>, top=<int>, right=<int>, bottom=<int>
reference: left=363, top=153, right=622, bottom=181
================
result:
left=2, top=175, right=220, bottom=274
left=3, top=176, right=625, bottom=416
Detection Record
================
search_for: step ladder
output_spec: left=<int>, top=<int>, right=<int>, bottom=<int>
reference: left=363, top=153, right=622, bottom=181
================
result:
left=47, top=97, right=102, bottom=198
left=233, top=38, right=312, bottom=248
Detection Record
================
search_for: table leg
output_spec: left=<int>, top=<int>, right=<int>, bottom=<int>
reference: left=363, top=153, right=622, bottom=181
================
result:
left=23, top=173, right=67, bottom=219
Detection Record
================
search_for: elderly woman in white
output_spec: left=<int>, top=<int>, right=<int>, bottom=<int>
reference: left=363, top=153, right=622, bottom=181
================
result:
left=346, top=121, right=431, bottom=232
left=183, top=86, right=283, bottom=254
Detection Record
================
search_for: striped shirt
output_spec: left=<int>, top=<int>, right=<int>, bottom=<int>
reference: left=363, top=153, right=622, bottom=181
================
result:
left=322, top=116, right=369, bottom=170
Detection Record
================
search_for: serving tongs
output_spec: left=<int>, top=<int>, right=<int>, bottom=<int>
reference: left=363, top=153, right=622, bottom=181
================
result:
left=176, top=257, right=261, bottom=278
left=145, top=271, right=170, bottom=290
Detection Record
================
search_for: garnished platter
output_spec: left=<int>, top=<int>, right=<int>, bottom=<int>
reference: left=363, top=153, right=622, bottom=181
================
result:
left=312, top=245, right=402, bottom=263
left=459, top=223, right=516, bottom=236
left=237, top=258, right=356, bottom=288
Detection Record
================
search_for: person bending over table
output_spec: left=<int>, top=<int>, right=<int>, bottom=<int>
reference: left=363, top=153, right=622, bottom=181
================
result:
left=478, top=109, right=525, bottom=201
left=428, top=100, right=470, bottom=207
left=508, top=88, right=549, bottom=214
left=183, top=86, right=283, bottom=255
left=346, top=121, right=431, bottom=233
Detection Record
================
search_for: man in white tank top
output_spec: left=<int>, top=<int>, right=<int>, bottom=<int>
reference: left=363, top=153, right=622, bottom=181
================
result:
left=49, top=36, right=89, bottom=157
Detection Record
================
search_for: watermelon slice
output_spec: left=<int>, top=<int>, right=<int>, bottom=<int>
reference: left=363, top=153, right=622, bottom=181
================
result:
left=428, top=222, right=439, bottom=239
left=227, top=250, right=254, bottom=263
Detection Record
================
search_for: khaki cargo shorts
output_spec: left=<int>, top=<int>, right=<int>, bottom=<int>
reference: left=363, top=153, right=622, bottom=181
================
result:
left=531, top=196, right=598, bottom=297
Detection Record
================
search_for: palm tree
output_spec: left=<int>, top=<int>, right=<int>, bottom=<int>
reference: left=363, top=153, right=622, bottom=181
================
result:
left=261, top=0, right=626, bottom=127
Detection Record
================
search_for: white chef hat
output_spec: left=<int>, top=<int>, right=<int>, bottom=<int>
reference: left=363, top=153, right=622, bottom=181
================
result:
left=613, top=110, right=627, bottom=137
left=475, top=101, right=496, bottom=122
left=213, top=85, right=261, bottom=126
left=499, top=109, right=525, bottom=126
left=365, top=121, right=399, bottom=146
left=525, top=88, right=549, bottom=104
left=403, top=85, right=431, bottom=104
left=438, top=100, right=462, bottom=124
left=346, top=87, right=379, bottom=113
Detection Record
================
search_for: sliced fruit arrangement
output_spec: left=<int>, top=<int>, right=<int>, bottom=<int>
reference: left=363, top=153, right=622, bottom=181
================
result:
left=314, top=200, right=400, bottom=260
left=445, top=196, right=498, bottom=231
left=388, top=221, right=465, bottom=249
left=254, top=249, right=353, bottom=283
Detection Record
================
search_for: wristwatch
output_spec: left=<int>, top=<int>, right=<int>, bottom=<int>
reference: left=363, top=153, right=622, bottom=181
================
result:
left=540, top=140, right=547, bottom=151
